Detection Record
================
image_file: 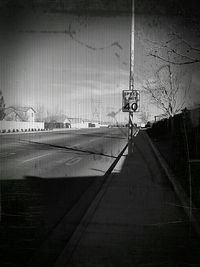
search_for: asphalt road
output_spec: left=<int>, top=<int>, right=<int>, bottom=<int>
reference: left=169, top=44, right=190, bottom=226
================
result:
left=0, top=127, right=128, bottom=180
left=0, top=127, right=128, bottom=267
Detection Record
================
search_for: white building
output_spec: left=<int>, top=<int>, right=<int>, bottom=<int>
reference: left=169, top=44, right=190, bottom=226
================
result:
left=4, top=106, right=36, bottom=122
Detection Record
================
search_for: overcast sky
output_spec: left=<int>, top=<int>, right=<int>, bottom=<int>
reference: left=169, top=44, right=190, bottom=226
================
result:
left=1, top=0, right=200, bottom=123
left=1, top=10, right=131, bottom=123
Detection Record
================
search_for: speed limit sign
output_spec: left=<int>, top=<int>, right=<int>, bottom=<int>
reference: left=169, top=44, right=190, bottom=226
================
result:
left=122, top=90, right=139, bottom=112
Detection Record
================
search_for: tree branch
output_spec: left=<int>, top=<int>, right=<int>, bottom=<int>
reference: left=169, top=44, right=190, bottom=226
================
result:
left=148, top=53, right=200, bottom=65
left=143, top=85, right=169, bottom=115
left=168, top=33, right=200, bottom=53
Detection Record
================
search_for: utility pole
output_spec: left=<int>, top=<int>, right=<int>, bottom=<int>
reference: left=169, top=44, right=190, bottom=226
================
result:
left=128, top=0, right=135, bottom=152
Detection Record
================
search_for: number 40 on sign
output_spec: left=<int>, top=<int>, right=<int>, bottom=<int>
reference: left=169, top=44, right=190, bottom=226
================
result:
left=122, top=90, right=140, bottom=112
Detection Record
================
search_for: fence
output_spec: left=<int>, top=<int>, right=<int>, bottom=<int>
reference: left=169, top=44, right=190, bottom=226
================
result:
left=147, top=107, right=200, bottom=209
left=0, top=121, right=44, bottom=133
left=44, top=122, right=70, bottom=130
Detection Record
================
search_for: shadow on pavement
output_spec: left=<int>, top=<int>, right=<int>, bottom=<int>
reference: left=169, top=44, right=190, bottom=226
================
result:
left=0, top=176, right=104, bottom=267
left=1, top=132, right=200, bottom=267
left=56, top=132, right=127, bottom=140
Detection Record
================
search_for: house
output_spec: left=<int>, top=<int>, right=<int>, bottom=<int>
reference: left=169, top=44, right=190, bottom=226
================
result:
left=4, top=106, right=36, bottom=122
left=0, top=106, right=45, bottom=132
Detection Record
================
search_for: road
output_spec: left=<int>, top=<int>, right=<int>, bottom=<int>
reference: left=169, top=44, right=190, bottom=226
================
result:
left=0, top=127, right=128, bottom=180
left=0, top=127, right=129, bottom=267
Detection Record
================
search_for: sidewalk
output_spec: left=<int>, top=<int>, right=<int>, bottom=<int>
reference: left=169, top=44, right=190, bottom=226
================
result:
left=55, top=131, right=200, bottom=267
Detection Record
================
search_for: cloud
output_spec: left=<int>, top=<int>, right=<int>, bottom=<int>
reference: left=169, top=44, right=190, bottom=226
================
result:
left=111, top=41, right=123, bottom=50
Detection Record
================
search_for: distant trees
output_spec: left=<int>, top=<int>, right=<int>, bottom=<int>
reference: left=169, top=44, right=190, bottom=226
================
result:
left=0, top=91, right=5, bottom=120
left=35, top=106, right=69, bottom=123
left=35, top=105, right=47, bottom=122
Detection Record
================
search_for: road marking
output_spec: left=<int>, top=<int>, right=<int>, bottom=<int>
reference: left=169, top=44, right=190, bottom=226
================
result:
left=90, top=168, right=105, bottom=173
left=70, top=143, right=81, bottom=147
left=69, top=137, right=100, bottom=148
left=22, top=153, right=52, bottom=163
left=0, top=152, right=16, bottom=158
left=65, top=157, right=82, bottom=166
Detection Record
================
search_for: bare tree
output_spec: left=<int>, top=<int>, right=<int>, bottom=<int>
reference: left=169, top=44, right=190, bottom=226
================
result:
left=35, top=106, right=47, bottom=122
left=146, top=32, right=200, bottom=66
left=136, top=20, right=200, bottom=117
left=143, top=63, right=192, bottom=117
left=0, top=91, right=5, bottom=120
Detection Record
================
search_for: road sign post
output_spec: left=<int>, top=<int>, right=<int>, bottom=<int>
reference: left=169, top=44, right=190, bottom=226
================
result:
left=122, top=89, right=140, bottom=152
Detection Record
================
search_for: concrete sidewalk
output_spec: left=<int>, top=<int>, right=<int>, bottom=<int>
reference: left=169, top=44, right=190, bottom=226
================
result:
left=55, top=131, right=200, bottom=267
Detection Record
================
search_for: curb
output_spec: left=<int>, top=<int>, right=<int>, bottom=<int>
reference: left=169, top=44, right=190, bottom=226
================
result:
left=0, top=127, right=106, bottom=136
left=54, top=143, right=128, bottom=267
left=0, top=128, right=78, bottom=136
left=145, top=132, right=200, bottom=236
left=0, top=128, right=76, bottom=136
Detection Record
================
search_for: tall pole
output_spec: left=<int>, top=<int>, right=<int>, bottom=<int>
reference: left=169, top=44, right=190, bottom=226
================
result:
left=128, top=0, right=134, bottom=151
left=130, top=0, right=134, bottom=91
